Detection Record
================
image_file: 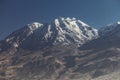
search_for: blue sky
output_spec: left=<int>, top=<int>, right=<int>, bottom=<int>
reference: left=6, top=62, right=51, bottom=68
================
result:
left=0, top=0, right=120, bottom=39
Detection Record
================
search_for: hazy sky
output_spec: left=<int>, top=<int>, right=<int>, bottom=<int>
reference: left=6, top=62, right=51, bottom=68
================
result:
left=0, top=0, right=120, bottom=39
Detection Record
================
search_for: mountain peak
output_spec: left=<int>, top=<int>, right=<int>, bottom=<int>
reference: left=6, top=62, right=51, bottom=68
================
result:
left=4, top=17, right=99, bottom=50
left=27, top=22, right=43, bottom=31
left=99, top=21, right=120, bottom=36
left=55, top=17, right=89, bottom=27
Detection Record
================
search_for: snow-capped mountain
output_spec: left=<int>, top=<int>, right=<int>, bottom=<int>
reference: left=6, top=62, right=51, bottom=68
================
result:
left=99, top=21, right=120, bottom=36
left=80, top=21, right=120, bottom=50
left=1, top=18, right=120, bottom=80
left=5, top=17, right=98, bottom=49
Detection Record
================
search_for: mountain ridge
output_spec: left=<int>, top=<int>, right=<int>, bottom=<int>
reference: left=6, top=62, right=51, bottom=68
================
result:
left=3, top=17, right=98, bottom=50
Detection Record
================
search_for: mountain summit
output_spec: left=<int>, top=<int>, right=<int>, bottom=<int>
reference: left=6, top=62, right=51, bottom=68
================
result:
left=99, top=21, right=120, bottom=36
left=4, top=17, right=98, bottom=50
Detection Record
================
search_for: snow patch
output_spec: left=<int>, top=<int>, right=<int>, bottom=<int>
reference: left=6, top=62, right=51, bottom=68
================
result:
left=54, top=19, right=60, bottom=26
left=28, top=22, right=43, bottom=31
left=78, top=20, right=89, bottom=27
left=117, top=21, right=120, bottom=24
left=13, top=42, right=18, bottom=48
